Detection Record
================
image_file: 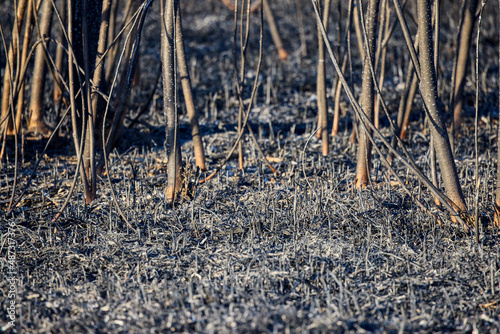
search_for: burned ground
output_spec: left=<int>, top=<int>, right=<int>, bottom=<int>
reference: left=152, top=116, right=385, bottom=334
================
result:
left=1, top=0, right=499, bottom=333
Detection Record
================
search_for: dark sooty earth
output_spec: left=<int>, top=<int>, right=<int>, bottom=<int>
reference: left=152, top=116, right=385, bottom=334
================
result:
left=1, top=0, right=499, bottom=333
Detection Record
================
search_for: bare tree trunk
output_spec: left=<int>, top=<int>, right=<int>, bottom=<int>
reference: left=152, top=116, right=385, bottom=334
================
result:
left=82, top=0, right=100, bottom=204
left=175, top=2, right=206, bottom=170
left=162, top=0, right=182, bottom=202
left=316, top=0, right=330, bottom=156
left=295, top=0, right=307, bottom=57
left=417, top=0, right=467, bottom=215
left=0, top=47, right=15, bottom=135
left=90, top=0, right=110, bottom=110
left=53, top=0, right=67, bottom=104
left=451, top=0, right=479, bottom=134
left=15, top=0, right=35, bottom=134
left=330, top=57, right=345, bottom=137
left=495, top=0, right=500, bottom=227
left=27, top=0, right=54, bottom=135
left=430, top=0, right=441, bottom=207
left=331, top=0, right=354, bottom=137
left=89, top=0, right=111, bottom=161
left=352, top=0, right=365, bottom=59
left=68, top=0, right=91, bottom=200
left=1, top=0, right=29, bottom=136
left=355, top=0, right=379, bottom=189
left=235, top=0, right=250, bottom=170
left=400, top=71, right=418, bottom=139
left=262, top=0, right=288, bottom=61
left=70, top=0, right=103, bottom=204
left=374, top=0, right=389, bottom=130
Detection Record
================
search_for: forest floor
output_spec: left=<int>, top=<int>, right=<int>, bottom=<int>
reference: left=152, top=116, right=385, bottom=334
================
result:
left=1, top=1, right=500, bottom=333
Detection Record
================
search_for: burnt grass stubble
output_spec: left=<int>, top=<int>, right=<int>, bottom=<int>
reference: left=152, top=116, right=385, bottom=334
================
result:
left=1, top=1, right=500, bottom=333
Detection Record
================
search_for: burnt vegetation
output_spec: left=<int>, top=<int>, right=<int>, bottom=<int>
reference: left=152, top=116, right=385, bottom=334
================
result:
left=1, top=0, right=500, bottom=332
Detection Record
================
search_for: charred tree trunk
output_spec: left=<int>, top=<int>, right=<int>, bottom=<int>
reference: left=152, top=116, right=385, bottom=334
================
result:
left=68, top=0, right=90, bottom=200
left=417, top=0, right=467, bottom=216
left=53, top=0, right=68, bottom=104
left=330, top=55, right=347, bottom=137
left=451, top=0, right=479, bottom=134
left=175, top=2, right=206, bottom=170
left=162, top=0, right=182, bottom=202
left=400, top=71, right=418, bottom=139
left=352, top=0, right=365, bottom=59
left=495, top=0, right=500, bottom=227
left=355, top=0, right=379, bottom=189
left=27, top=0, right=54, bottom=135
left=316, top=0, right=331, bottom=156
left=89, top=0, right=111, bottom=156
left=15, top=0, right=34, bottom=134
left=262, top=0, right=288, bottom=61
left=0, top=0, right=29, bottom=136
left=331, top=0, right=354, bottom=137
left=70, top=0, right=103, bottom=204
left=374, top=0, right=389, bottom=130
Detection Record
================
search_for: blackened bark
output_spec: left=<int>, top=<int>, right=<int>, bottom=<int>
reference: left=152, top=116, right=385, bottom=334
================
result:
left=71, top=0, right=103, bottom=203
left=162, top=0, right=182, bottom=202
left=175, top=2, right=206, bottom=170
left=28, top=0, right=54, bottom=135
left=452, top=0, right=479, bottom=133
left=495, top=0, right=500, bottom=227
left=316, top=0, right=330, bottom=156
left=355, top=0, right=379, bottom=188
left=417, top=0, right=467, bottom=215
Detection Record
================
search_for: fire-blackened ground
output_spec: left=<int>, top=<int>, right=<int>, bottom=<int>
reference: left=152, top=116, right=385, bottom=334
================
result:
left=1, top=1, right=499, bottom=333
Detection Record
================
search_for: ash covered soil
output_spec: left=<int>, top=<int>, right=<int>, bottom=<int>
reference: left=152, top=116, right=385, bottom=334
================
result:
left=1, top=1, right=500, bottom=333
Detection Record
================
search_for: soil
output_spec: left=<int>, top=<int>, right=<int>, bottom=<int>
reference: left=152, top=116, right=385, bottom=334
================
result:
left=1, top=1, right=499, bottom=333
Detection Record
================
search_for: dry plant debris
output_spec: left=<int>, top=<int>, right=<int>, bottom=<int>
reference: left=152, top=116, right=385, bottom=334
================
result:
left=0, top=1, right=499, bottom=333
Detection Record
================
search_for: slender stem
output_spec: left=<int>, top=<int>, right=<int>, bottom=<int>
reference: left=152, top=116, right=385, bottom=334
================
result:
left=474, top=0, right=487, bottom=241
left=161, top=0, right=182, bottom=202
left=495, top=0, right=500, bottom=227
left=175, top=2, right=206, bottom=170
